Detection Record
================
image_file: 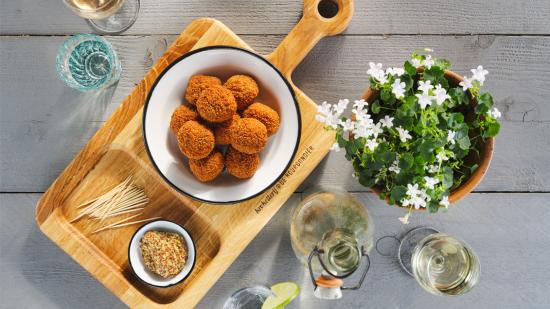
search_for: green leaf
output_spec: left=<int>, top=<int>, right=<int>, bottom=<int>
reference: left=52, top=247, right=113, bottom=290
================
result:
left=475, top=92, right=494, bottom=114
left=400, top=153, right=414, bottom=169
left=418, top=140, right=435, bottom=161
left=470, top=164, right=479, bottom=174
left=358, top=173, right=375, bottom=187
left=404, top=61, right=417, bottom=76
left=371, top=101, right=381, bottom=114
left=457, top=136, right=471, bottom=150
left=448, top=88, right=468, bottom=107
left=423, top=66, right=444, bottom=82
left=390, top=186, right=407, bottom=203
left=484, top=120, right=500, bottom=137
left=441, top=166, right=454, bottom=190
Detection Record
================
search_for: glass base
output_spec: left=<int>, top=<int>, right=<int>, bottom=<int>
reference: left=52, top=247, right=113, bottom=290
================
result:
left=223, top=286, right=272, bottom=309
left=397, top=226, right=439, bottom=276
left=87, top=0, right=140, bottom=34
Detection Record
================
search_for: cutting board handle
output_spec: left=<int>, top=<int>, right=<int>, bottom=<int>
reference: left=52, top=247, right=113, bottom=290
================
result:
left=265, top=0, right=354, bottom=79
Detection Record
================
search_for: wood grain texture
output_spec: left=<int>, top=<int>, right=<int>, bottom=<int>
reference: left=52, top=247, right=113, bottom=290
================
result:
left=3, top=193, right=550, bottom=308
left=33, top=15, right=351, bottom=307
left=1, top=0, right=550, bottom=35
left=2, top=35, right=549, bottom=192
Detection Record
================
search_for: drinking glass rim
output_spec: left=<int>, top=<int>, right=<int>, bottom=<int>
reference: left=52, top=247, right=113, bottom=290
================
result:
left=56, top=34, right=119, bottom=91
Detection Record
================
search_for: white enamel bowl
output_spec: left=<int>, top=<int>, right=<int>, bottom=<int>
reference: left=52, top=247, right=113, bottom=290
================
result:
left=143, top=46, right=301, bottom=204
left=128, top=220, right=196, bottom=287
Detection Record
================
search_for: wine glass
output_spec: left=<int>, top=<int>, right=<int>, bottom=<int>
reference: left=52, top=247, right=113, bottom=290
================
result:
left=396, top=227, right=480, bottom=296
left=62, top=0, right=140, bottom=34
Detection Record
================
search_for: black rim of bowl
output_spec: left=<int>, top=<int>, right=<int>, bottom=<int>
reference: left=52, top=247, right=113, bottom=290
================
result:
left=142, top=45, right=302, bottom=205
left=128, top=219, right=197, bottom=288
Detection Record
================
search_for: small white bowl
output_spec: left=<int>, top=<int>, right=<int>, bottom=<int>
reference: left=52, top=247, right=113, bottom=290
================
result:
left=142, top=46, right=301, bottom=204
left=128, top=220, right=196, bottom=287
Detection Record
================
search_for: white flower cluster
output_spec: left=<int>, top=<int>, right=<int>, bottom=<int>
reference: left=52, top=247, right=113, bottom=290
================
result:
left=414, top=80, right=451, bottom=109
left=402, top=183, right=431, bottom=209
left=315, top=99, right=350, bottom=129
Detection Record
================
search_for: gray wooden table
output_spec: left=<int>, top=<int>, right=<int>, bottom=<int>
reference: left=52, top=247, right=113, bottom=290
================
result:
left=1, top=1, right=549, bottom=308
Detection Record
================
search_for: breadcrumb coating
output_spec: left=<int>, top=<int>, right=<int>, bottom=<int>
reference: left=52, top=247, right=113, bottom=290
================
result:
left=189, top=150, right=225, bottom=182
left=230, top=118, right=268, bottom=154
left=224, top=75, right=259, bottom=110
left=170, top=104, right=199, bottom=134
left=177, top=121, right=215, bottom=159
left=242, top=102, right=280, bottom=136
left=225, top=147, right=260, bottom=179
left=196, top=85, right=237, bottom=123
left=214, top=114, right=240, bottom=145
left=185, top=75, right=222, bottom=104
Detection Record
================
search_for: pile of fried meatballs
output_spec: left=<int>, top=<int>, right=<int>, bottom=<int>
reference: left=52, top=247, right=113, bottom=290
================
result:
left=170, top=74, right=280, bottom=182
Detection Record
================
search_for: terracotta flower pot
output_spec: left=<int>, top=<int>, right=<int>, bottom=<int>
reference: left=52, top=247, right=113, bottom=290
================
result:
left=361, top=70, right=494, bottom=210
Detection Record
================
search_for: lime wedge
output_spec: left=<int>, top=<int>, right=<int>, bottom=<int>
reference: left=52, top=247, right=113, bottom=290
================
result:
left=261, top=282, right=300, bottom=309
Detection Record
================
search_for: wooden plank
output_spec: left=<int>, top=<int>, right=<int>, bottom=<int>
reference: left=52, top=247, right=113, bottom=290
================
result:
left=1, top=0, right=550, bottom=35
left=1, top=35, right=549, bottom=192
left=2, top=193, right=549, bottom=308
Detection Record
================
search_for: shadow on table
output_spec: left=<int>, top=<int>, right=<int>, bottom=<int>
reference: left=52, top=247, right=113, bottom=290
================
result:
left=20, top=224, right=125, bottom=308
left=38, top=83, right=117, bottom=182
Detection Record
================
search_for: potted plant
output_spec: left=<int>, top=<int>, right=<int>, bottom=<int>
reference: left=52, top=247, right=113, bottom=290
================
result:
left=316, top=49, right=501, bottom=222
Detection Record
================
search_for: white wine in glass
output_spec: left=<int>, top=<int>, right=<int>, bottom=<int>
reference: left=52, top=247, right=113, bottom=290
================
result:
left=63, top=0, right=140, bottom=33
left=410, top=233, right=480, bottom=296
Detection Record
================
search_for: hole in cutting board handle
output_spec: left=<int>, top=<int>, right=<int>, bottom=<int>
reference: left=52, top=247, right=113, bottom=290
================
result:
left=318, top=0, right=339, bottom=18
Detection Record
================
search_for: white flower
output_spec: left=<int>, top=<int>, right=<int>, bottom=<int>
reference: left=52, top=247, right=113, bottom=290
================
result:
left=389, top=159, right=400, bottom=174
left=396, top=126, right=412, bottom=142
left=411, top=58, right=422, bottom=68
left=424, top=176, right=439, bottom=189
left=371, top=122, right=383, bottom=138
left=352, top=108, right=371, bottom=122
left=433, top=84, right=451, bottom=105
left=427, top=164, right=439, bottom=173
left=386, top=67, right=405, bottom=76
left=366, top=139, right=379, bottom=151
left=459, top=77, right=473, bottom=91
left=351, top=172, right=357, bottom=179
left=403, top=183, right=430, bottom=209
left=488, top=107, right=502, bottom=119
left=391, top=78, right=406, bottom=99
left=406, top=183, right=421, bottom=197
left=330, top=142, right=341, bottom=152
left=398, top=213, right=410, bottom=225
left=471, top=65, right=489, bottom=85
left=436, top=151, right=449, bottom=162
left=424, top=55, right=435, bottom=69
left=439, top=196, right=450, bottom=208
left=447, top=130, right=456, bottom=145
left=339, top=118, right=355, bottom=132
left=353, top=99, right=368, bottom=111
left=418, top=80, right=434, bottom=93
left=367, top=62, right=388, bottom=84
left=335, top=99, right=350, bottom=114
left=415, top=92, right=433, bottom=109
left=379, top=115, right=394, bottom=129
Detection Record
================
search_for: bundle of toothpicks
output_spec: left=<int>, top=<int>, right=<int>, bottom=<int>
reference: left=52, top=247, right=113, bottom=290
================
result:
left=72, top=176, right=159, bottom=234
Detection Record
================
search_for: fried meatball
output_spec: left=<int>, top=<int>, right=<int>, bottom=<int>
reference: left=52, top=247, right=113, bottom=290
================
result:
left=242, top=102, right=280, bottom=136
left=189, top=150, right=225, bottom=182
left=230, top=118, right=268, bottom=154
left=195, top=85, right=237, bottom=123
left=185, top=75, right=222, bottom=105
left=225, top=147, right=260, bottom=179
left=224, top=75, right=259, bottom=110
left=214, top=114, right=240, bottom=145
left=170, top=104, right=199, bottom=134
left=176, top=121, right=215, bottom=159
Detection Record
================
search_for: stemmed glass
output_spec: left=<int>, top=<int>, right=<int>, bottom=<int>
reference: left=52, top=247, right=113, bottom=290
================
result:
left=380, top=226, right=480, bottom=296
left=62, top=0, right=140, bottom=34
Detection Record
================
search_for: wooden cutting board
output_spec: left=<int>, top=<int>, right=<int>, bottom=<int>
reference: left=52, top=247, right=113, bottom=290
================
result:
left=35, top=0, right=354, bottom=307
